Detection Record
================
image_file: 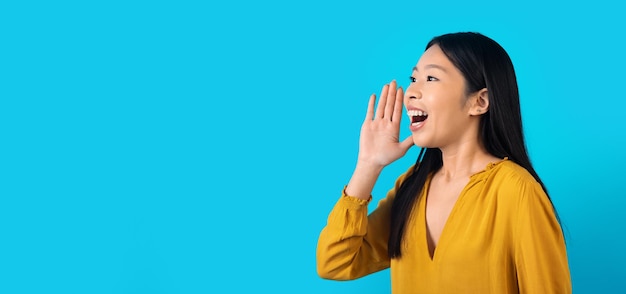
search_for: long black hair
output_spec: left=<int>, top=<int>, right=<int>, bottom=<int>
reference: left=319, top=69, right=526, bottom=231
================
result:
left=388, top=32, right=560, bottom=258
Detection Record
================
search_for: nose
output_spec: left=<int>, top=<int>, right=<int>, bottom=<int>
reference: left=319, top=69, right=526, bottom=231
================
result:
left=405, top=83, right=421, bottom=100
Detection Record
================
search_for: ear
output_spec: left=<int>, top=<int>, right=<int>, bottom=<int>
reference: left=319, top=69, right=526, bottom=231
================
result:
left=469, top=88, right=489, bottom=116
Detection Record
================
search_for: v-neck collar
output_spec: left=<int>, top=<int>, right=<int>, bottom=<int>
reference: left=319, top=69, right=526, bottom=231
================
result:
left=419, top=157, right=509, bottom=262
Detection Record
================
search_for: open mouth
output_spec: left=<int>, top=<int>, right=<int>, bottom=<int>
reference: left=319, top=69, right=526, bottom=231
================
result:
left=408, top=110, right=428, bottom=125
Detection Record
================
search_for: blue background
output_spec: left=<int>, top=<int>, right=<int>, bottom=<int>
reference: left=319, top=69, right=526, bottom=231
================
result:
left=1, top=0, right=624, bottom=293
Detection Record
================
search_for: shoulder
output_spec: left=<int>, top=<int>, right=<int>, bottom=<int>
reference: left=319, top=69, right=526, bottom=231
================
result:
left=481, top=160, right=558, bottom=229
left=486, top=160, right=541, bottom=190
left=482, top=160, right=549, bottom=206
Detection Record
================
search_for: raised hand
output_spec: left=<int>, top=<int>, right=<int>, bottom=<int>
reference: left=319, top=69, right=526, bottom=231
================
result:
left=357, top=80, right=414, bottom=169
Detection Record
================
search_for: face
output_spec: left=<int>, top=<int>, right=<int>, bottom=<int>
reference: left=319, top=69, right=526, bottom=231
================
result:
left=404, top=44, right=481, bottom=149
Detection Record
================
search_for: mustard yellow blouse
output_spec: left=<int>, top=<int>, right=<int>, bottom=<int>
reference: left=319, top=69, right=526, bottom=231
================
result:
left=317, top=159, right=571, bottom=293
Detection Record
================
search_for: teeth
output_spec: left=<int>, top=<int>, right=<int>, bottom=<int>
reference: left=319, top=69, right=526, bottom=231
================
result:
left=407, top=110, right=428, bottom=117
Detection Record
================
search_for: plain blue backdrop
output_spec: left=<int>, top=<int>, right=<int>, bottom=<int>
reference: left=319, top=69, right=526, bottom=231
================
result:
left=1, top=0, right=624, bottom=293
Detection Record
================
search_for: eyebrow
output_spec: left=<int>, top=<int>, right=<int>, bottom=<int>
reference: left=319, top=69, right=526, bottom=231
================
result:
left=412, top=64, right=448, bottom=73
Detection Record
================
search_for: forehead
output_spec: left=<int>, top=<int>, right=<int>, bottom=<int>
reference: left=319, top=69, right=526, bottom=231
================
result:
left=414, top=44, right=455, bottom=71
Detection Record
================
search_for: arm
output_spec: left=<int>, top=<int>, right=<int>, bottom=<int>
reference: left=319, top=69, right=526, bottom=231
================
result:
left=344, top=80, right=413, bottom=200
left=316, top=168, right=413, bottom=280
left=316, top=80, right=414, bottom=279
left=514, top=181, right=572, bottom=293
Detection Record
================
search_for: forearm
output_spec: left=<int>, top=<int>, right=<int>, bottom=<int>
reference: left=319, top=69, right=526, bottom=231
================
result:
left=317, top=193, right=390, bottom=280
left=345, top=161, right=384, bottom=201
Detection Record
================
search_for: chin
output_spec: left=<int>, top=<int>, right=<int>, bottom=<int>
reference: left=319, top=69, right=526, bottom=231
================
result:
left=411, top=134, right=433, bottom=149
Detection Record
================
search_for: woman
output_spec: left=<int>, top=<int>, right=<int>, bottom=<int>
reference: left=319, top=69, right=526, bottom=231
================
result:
left=316, top=32, right=571, bottom=293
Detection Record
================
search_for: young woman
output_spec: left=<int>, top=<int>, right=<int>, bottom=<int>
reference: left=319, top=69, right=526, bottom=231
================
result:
left=316, top=32, right=571, bottom=293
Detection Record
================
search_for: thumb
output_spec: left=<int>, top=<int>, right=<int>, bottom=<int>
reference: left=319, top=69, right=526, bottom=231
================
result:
left=399, top=136, right=414, bottom=152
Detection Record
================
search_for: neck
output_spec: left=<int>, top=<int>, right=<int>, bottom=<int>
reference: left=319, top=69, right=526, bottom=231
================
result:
left=437, top=138, right=499, bottom=181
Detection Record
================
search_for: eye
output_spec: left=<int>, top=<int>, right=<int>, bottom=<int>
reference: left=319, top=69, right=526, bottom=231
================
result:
left=426, top=76, right=439, bottom=82
left=409, top=76, right=416, bottom=83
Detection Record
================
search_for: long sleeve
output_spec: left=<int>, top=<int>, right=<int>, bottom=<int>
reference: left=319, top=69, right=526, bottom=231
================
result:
left=316, top=168, right=414, bottom=280
left=317, top=159, right=573, bottom=293
left=514, top=179, right=572, bottom=293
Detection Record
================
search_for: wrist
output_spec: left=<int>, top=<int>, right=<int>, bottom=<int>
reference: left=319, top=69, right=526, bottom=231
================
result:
left=355, top=159, right=385, bottom=174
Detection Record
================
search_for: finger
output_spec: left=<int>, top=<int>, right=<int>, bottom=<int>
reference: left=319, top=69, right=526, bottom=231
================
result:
left=400, top=136, right=414, bottom=151
left=392, top=87, right=404, bottom=125
left=365, top=94, right=376, bottom=121
left=376, top=84, right=389, bottom=119
left=384, top=80, right=397, bottom=119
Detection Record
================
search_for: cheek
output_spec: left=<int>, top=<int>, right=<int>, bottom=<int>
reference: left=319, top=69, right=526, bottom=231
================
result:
left=429, top=101, right=465, bottom=126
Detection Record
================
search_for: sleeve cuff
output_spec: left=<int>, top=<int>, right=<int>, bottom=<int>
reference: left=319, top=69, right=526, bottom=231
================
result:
left=340, top=186, right=372, bottom=208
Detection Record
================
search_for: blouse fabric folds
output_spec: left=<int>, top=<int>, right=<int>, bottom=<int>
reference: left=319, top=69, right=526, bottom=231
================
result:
left=316, top=159, right=571, bottom=293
